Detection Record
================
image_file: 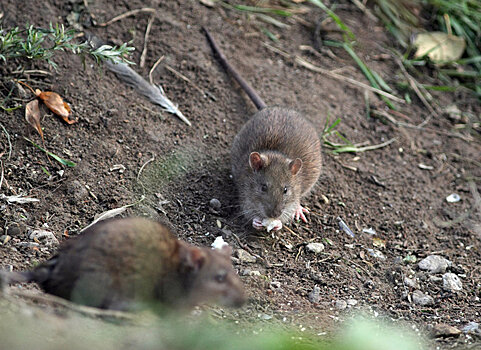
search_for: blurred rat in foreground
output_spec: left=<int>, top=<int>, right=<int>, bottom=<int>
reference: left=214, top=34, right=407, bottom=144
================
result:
left=0, top=217, right=245, bottom=311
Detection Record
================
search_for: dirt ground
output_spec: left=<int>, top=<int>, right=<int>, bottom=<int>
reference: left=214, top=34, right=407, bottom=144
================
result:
left=0, top=0, right=480, bottom=349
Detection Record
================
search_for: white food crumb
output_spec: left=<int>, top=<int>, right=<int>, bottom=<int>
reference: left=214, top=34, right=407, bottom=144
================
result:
left=211, top=236, right=228, bottom=250
left=262, top=218, right=282, bottom=232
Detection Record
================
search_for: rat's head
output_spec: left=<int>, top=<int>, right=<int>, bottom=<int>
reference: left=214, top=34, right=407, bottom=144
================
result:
left=240, top=151, right=302, bottom=223
left=179, top=243, right=245, bottom=308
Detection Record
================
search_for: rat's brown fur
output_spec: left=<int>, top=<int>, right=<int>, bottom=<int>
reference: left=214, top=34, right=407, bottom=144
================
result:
left=1, top=218, right=245, bottom=311
left=204, top=29, right=322, bottom=227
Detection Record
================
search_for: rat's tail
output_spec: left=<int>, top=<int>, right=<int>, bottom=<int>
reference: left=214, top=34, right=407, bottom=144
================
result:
left=203, top=27, right=267, bottom=111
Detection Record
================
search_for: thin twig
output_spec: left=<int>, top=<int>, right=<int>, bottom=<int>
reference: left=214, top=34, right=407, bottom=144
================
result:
left=351, top=0, right=378, bottom=22
left=98, top=8, right=156, bottom=27
left=263, top=42, right=405, bottom=103
left=149, top=55, right=165, bottom=85
left=394, top=57, right=439, bottom=116
left=356, top=138, right=396, bottom=152
left=283, top=225, right=302, bottom=239
left=8, top=289, right=136, bottom=321
left=140, top=14, right=156, bottom=68
left=372, top=109, right=474, bottom=142
left=0, top=160, right=4, bottom=190
left=137, top=155, right=155, bottom=181
left=0, top=123, right=12, bottom=160
left=11, top=70, right=52, bottom=76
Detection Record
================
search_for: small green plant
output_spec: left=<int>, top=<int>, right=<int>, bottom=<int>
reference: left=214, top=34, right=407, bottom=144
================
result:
left=0, top=23, right=134, bottom=69
left=322, top=114, right=395, bottom=154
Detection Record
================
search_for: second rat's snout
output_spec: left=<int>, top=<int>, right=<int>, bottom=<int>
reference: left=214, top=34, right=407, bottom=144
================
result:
left=265, top=201, right=283, bottom=219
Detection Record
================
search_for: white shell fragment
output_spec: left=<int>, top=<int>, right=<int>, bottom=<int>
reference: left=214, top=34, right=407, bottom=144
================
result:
left=446, top=193, right=461, bottom=203
left=262, top=218, right=282, bottom=232
left=211, top=236, right=228, bottom=250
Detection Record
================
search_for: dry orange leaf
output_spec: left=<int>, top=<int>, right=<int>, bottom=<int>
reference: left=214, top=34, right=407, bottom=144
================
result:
left=25, top=99, right=44, bottom=141
left=35, top=89, right=76, bottom=124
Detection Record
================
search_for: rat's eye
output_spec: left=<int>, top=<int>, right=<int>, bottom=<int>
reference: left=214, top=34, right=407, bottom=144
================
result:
left=215, top=271, right=227, bottom=283
left=261, top=184, right=268, bottom=192
left=283, top=186, right=288, bottom=194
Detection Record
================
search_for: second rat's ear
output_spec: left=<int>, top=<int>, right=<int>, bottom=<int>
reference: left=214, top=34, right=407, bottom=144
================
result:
left=289, top=158, right=302, bottom=175
left=179, top=243, right=206, bottom=272
left=187, top=248, right=206, bottom=271
left=249, top=152, right=267, bottom=171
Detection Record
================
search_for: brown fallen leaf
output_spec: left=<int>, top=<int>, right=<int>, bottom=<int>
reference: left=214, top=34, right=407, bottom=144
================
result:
left=25, top=99, right=44, bottom=141
left=35, top=89, right=76, bottom=124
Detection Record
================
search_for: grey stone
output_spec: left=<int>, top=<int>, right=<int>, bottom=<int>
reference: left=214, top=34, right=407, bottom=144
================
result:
left=404, top=277, right=420, bottom=289
left=209, top=198, right=221, bottom=210
left=433, top=323, right=461, bottom=338
left=412, top=290, right=434, bottom=306
left=335, top=299, right=347, bottom=310
left=347, top=299, right=358, bottom=306
left=235, top=249, right=256, bottom=263
left=462, top=322, right=479, bottom=334
left=442, top=273, right=463, bottom=292
left=306, top=242, right=325, bottom=254
left=418, top=255, right=451, bottom=274
left=308, top=285, right=321, bottom=303
left=29, top=230, right=59, bottom=246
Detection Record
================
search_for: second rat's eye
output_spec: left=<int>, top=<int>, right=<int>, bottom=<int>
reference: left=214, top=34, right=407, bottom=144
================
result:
left=283, top=186, right=288, bottom=194
left=261, top=184, right=268, bottom=192
left=215, top=271, right=227, bottom=283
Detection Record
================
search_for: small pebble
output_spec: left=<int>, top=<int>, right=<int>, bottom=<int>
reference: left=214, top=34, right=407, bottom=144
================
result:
left=334, top=299, right=347, bottom=310
left=0, top=235, right=11, bottom=244
left=29, top=230, right=59, bottom=246
left=241, top=269, right=261, bottom=277
left=308, top=285, right=321, bottom=303
left=462, top=322, right=479, bottom=334
left=16, top=242, right=40, bottom=248
left=209, top=198, right=221, bottom=210
left=446, top=193, right=461, bottom=203
left=442, top=273, right=463, bottom=292
left=235, top=249, right=256, bottom=263
left=347, top=299, right=358, bottom=306
left=306, top=242, right=325, bottom=254
left=432, top=323, right=461, bottom=338
left=418, top=255, right=451, bottom=274
left=412, top=290, right=434, bottom=306
left=403, top=277, right=420, bottom=289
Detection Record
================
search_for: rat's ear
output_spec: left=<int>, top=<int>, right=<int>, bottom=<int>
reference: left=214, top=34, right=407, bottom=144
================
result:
left=249, top=152, right=267, bottom=171
left=289, top=158, right=302, bottom=175
left=179, top=243, right=207, bottom=272
left=187, top=247, right=207, bottom=271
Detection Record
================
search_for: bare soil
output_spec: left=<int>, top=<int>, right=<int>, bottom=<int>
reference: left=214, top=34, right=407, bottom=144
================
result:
left=0, top=0, right=480, bottom=349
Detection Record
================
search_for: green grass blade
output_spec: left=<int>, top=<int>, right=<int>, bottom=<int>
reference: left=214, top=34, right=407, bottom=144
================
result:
left=24, top=137, right=76, bottom=167
left=308, top=0, right=356, bottom=40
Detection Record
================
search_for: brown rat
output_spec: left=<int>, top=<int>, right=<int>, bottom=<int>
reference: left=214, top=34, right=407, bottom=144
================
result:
left=204, top=29, right=322, bottom=231
left=1, top=217, right=245, bottom=311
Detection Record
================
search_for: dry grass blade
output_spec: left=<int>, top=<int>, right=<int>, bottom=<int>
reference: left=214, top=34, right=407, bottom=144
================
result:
left=80, top=196, right=145, bottom=232
left=262, top=42, right=405, bottom=103
left=140, top=14, right=156, bottom=68
left=98, top=8, right=156, bottom=27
